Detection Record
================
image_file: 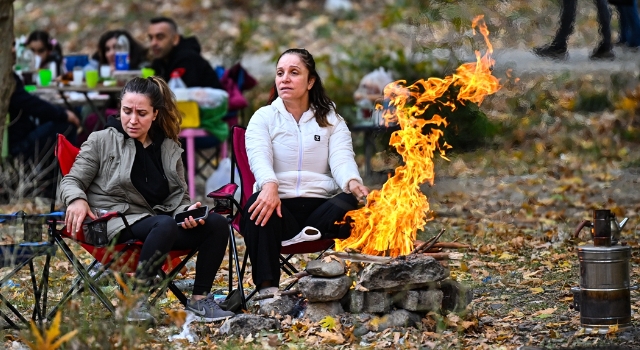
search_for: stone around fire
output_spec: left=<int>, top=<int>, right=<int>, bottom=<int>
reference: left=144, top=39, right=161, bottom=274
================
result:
left=305, top=259, right=346, bottom=277
left=219, top=314, right=281, bottom=337
left=358, top=255, right=449, bottom=291
left=303, top=301, right=345, bottom=322
left=298, top=275, right=352, bottom=302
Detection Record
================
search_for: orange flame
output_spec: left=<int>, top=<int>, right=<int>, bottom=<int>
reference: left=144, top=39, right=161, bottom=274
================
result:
left=336, top=15, right=501, bottom=257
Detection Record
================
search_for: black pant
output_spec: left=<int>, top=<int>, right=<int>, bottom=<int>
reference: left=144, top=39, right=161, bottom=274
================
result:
left=241, top=192, right=358, bottom=287
left=553, top=0, right=612, bottom=49
left=116, top=213, right=228, bottom=296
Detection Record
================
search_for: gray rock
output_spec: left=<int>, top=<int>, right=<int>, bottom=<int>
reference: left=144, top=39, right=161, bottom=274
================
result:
left=366, top=309, right=422, bottom=332
left=305, top=259, right=345, bottom=277
left=298, top=275, right=351, bottom=302
left=303, top=301, right=344, bottom=322
left=219, top=314, right=280, bottom=337
left=392, top=289, right=443, bottom=312
left=363, top=291, right=391, bottom=313
left=342, top=289, right=364, bottom=313
left=440, top=279, right=473, bottom=312
left=358, top=255, right=448, bottom=291
left=258, top=295, right=297, bottom=317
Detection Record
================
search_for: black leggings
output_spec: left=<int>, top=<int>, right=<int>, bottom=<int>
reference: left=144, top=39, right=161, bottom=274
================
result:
left=116, top=213, right=229, bottom=296
left=240, top=192, right=358, bottom=288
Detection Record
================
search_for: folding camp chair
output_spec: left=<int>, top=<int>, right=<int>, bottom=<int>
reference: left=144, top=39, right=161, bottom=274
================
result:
left=0, top=211, right=57, bottom=329
left=207, top=126, right=335, bottom=307
left=46, top=134, right=198, bottom=319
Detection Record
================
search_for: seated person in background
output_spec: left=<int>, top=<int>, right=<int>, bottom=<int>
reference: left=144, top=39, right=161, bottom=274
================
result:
left=89, top=29, right=149, bottom=73
left=147, top=17, right=222, bottom=89
left=9, top=39, right=79, bottom=161
left=60, top=76, right=234, bottom=323
left=26, top=30, right=63, bottom=77
left=353, top=67, right=393, bottom=125
left=241, top=48, right=370, bottom=313
left=78, top=30, right=149, bottom=145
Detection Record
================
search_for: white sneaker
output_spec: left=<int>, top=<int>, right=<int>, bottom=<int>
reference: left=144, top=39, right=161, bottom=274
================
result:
left=281, top=226, right=321, bottom=247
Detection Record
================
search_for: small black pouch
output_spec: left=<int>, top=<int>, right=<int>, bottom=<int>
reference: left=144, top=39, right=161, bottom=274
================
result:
left=82, top=217, right=109, bottom=247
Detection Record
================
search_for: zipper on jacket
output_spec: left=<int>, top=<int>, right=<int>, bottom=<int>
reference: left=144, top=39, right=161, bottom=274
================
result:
left=296, top=124, right=303, bottom=197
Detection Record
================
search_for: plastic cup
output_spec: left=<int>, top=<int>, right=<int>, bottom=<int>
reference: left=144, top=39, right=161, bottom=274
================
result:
left=141, top=67, right=155, bottom=78
left=72, top=67, right=84, bottom=86
left=100, top=65, right=111, bottom=79
left=38, top=69, right=52, bottom=87
left=85, top=70, right=99, bottom=88
left=21, top=71, right=34, bottom=85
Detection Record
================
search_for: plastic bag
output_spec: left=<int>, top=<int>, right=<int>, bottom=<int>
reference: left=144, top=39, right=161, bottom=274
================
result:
left=187, top=87, right=229, bottom=108
left=205, top=158, right=241, bottom=203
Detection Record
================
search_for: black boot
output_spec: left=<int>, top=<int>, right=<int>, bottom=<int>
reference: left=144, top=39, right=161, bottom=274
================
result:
left=589, top=44, right=614, bottom=60
left=533, top=44, right=568, bottom=60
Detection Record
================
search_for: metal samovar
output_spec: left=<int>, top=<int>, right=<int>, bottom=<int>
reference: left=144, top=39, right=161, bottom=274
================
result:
left=572, top=209, right=632, bottom=333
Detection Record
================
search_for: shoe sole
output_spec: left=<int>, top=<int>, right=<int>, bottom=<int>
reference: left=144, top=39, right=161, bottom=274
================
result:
left=185, top=307, right=235, bottom=322
left=281, top=226, right=321, bottom=246
left=195, top=315, right=234, bottom=322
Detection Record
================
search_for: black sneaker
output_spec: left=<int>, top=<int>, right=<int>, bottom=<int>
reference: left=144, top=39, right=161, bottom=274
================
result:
left=533, top=45, right=568, bottom=60
left=186, top=295, right=235, bottom=322
left=589, top=46, right=615, bottom=60
left=126, top=300, right=156, bottom=323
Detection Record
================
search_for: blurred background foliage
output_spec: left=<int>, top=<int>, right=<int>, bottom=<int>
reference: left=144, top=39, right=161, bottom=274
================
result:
left=11, top=0, right=640, bottom=158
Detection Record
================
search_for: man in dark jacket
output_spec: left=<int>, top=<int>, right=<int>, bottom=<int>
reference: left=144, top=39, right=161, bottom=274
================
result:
left=8, top=40, right=80, bottom=161
left=147, top=17, right=222, bottom=89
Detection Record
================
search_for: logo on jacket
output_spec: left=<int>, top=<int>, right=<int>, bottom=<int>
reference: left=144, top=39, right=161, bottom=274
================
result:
left=314, top=135, right=320, bottom=141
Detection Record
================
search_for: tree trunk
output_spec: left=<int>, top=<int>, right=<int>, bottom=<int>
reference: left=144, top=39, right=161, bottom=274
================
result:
left=0, top=0, right=15, bottom=152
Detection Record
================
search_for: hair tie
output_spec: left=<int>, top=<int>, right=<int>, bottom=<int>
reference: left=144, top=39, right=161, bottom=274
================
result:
left=50, top=38, right=57, bottom=46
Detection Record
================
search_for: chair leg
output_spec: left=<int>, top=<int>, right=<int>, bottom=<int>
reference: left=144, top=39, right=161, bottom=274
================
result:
left=50, top=235, right=115, bottom=317
left=228, top=222, right=246, bottom=310
left=148, top=249, right=198, bottom=307
left=279, top=254, right=299, bottom=276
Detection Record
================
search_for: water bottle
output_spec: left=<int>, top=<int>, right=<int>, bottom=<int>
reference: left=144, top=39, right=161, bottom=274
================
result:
left=168, top=68, right=188, bottom=100
left=114, top=34, right=130, bottom=71
left=16, top=45, right=37, bottom=85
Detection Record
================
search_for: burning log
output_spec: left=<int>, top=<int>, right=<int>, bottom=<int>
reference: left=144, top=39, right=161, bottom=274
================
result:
left=328, top=251, right=462, bottom=263
left=413, top=241, right=471, bottom=249
left=411, top=228, right=446, bottom=255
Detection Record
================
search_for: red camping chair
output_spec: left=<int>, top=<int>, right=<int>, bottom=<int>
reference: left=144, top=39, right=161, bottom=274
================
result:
left=207, top=125, right=335, bottom=307
left=46, top=134, right=197, bottom=319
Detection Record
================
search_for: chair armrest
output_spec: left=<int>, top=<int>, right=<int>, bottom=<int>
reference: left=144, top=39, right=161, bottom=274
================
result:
left=207, top=183, right=239, bottom=199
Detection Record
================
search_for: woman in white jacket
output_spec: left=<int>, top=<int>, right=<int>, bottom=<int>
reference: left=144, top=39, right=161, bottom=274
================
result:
left=242, top=48, right=369, bottom=309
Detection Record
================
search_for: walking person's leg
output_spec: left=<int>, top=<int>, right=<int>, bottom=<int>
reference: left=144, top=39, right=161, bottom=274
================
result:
left=623, top=0, right=640, bottom=47
left=591, top=0, right=615, bottom=59
left=534, top=0, right=577, bottom=59
left=616, top=5, right=629, bottom=45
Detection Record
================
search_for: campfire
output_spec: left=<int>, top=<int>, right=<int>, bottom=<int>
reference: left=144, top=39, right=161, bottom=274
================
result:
left=336, top=15, right=501, bottom=257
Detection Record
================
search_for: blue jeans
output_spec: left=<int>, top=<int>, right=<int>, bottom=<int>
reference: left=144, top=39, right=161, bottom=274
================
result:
left=616, top=0, right=640, bottom=47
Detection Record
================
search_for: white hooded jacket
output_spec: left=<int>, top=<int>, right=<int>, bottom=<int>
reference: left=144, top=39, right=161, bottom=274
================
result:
left=246, top=97, right=363, bottom=199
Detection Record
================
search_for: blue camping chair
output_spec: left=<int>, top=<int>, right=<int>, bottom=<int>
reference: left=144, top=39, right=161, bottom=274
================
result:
left=0, top=211, right=59, bottom=329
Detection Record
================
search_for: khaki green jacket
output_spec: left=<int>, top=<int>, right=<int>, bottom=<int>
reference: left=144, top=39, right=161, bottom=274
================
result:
left=60, top=127, right=191, bottom=240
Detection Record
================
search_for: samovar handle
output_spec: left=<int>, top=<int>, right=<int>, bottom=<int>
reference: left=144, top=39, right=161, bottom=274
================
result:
left=573, top=220, right=593, bottom=239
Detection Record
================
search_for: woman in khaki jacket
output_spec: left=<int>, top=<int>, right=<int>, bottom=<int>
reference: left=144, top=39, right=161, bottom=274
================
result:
left=60, top=77, right=234, bottom=323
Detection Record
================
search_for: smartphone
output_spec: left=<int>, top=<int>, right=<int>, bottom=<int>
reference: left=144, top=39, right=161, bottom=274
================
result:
left=174, top=206, right=209, bottom=226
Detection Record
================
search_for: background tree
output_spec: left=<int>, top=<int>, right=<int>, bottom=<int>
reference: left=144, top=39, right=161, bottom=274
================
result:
left=0, top=0, right=15, bottom=150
